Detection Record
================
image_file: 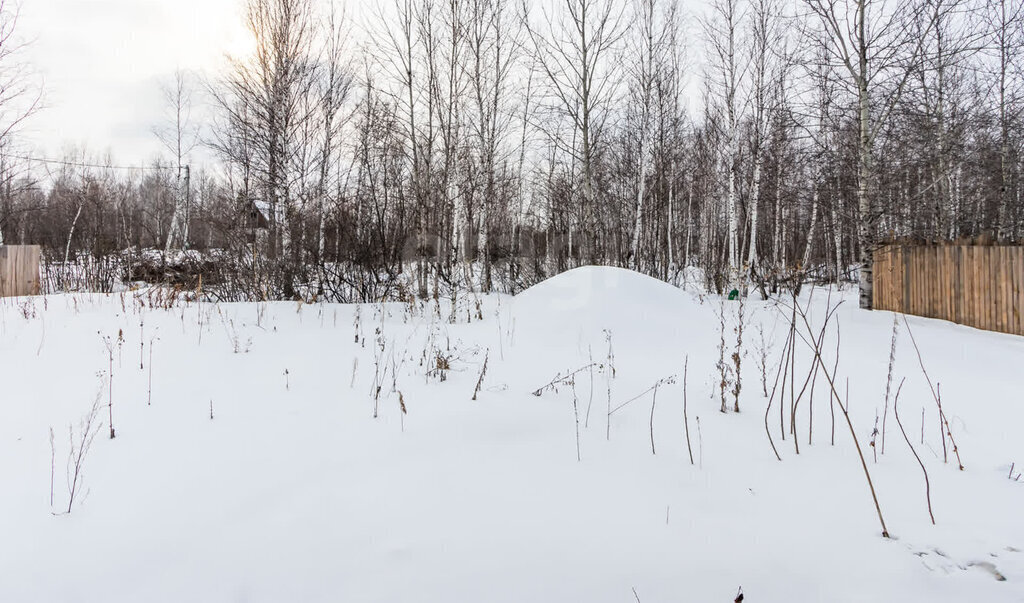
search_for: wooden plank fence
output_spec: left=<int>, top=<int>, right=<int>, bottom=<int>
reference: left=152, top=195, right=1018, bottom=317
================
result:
left=0, top=245, right=42, bottom=298
left=873, top=245, right=1024, bottom=336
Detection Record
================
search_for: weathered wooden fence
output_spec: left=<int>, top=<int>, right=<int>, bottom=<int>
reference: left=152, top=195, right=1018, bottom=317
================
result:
left=0, top=245, right=42, bottom=297
left=873, top=245, right=1024, bottom=336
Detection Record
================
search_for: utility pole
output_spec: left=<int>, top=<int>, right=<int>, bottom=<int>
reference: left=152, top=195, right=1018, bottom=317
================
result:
left=183, top=164, right=191, bottom=250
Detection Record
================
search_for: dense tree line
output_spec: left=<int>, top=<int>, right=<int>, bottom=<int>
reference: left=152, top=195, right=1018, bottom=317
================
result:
left=0, top=0, right=1021, bottom=305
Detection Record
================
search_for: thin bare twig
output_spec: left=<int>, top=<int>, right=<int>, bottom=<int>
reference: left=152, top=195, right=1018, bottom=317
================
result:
left=795, top=296, right=891, bottom=538
left=902, top=316, right=963, bottom=470
left=893, top=378, right=936, bottom=525
left=683, top=356, right=695, bottom=465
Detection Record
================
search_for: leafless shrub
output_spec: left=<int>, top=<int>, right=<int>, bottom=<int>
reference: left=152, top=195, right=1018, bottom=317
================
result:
left=793, top=294, right=891, bottom=538
left=430, top=350, right=451, bottom=382
left=220, top=313, right=252, bottom=354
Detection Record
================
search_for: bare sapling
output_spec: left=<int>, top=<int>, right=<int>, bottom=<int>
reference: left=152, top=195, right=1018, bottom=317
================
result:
left=806, top=359, right=820, bottom=447
left=893, top=378, right=935, bottom=524
left=782, top=287, right=841, bottom=454
left=764, top=315, right=792, bottom=461
left=902, top=316, right=963, bottom=470
left=683, top=356, right=695, bottom=466
left=794, top=296, right=891, bottom=539
left=769, top=301, right=798, bottom=443
left=1009, top=463, right=1021, bottom=481
left=284, top=368, right=291, bottom=391
left=56, top=392, right=103, bottom=515
left=209, top=399, right=214, bottom=420
left=792, top=290, right=836, bottom=448
left=880, top=315, right=899, bottom=455
left=830, top=331, right=840, bottom=446
left=472, top=349, right=489, bottom=401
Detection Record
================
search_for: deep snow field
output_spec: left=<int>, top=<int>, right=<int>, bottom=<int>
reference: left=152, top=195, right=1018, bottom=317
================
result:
left=1, top=266, right=1023, bottom=602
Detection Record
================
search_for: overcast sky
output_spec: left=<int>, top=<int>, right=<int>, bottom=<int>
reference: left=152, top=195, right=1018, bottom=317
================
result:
left=15, top=0, right=703, bottom=170
left=18, top=0, right=253, bottom=166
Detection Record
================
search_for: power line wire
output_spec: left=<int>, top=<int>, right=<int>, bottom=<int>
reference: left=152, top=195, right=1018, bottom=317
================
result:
left=4, top=154, right=177, bottom=173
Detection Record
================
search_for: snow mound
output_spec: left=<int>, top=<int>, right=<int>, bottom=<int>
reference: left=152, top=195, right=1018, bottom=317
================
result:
left=515, top=266, right=687, bottom=315
left=512, top=266, right=702, bottom=357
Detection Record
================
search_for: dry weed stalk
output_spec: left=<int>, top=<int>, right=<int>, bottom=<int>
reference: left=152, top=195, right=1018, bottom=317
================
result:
left=893, top=378, right=936, bottom=525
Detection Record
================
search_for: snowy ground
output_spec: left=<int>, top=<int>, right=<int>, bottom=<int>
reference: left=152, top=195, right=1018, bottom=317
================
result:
left=1, top=266, right=1022, bottom=602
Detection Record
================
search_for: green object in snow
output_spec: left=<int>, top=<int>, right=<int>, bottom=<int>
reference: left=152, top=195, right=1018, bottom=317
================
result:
left=728, top=289, right=740, bottom=300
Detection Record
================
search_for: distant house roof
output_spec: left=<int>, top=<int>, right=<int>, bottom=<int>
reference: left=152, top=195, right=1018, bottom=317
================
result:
left=237, top=196, right=270, bottom=230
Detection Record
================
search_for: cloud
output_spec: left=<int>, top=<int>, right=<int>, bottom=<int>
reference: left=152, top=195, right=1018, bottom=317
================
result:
left=17, top=0, right=246, bottom=163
